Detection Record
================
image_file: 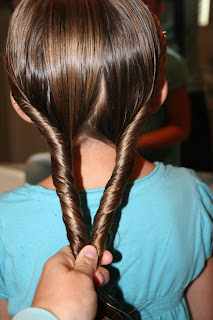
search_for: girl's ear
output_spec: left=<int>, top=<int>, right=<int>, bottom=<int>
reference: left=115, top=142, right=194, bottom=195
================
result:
left=10, top=91, right=33, bottom=123
left=160, top=78, right=168, bottom=105
left=151, top=77, right=168, bottom=114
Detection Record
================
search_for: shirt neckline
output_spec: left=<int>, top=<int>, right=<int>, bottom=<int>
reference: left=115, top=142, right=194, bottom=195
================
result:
left=23, top=162, right=165, bottom=202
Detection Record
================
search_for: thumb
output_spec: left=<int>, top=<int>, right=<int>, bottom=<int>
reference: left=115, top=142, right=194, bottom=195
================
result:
left=74, top=245, right=98, bottom=279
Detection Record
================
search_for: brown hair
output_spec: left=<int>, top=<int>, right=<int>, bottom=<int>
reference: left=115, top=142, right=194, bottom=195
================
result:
left=5, top=0, right=166, bottom=317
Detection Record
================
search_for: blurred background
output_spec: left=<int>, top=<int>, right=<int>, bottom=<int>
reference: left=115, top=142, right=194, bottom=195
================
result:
left=0, top=0, right=212, bottom=192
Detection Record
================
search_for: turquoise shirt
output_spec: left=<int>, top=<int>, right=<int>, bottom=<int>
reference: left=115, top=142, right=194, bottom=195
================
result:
left=1, top=163, right=213, bottom=319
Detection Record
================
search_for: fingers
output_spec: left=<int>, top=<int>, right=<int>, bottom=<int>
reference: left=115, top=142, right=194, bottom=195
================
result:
left=57, top=246, right=112, bottom=266
left=100, top=250, right=113, bottom=266
left=94, top=266, right=110, bottom=287
left=55, top=245, right=112, bottom=287
left=74, top=245, right=98, bottom=279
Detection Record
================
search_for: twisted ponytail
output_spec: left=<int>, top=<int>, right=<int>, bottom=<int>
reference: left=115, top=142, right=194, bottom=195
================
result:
left=91, top=105, right=151, bottom=259
left=7, top=90, right=89, bottom=256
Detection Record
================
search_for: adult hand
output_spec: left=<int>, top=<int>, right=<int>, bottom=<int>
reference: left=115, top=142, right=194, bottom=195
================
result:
left=31, top=245, right=112, bottom=320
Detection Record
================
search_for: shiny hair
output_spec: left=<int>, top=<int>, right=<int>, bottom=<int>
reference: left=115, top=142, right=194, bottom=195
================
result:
left=6, top=0, right=166, bottom=318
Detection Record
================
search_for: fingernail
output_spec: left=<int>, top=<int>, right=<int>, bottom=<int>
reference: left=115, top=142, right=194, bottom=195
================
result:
left=100, top=273, right=105, bottom=286
left=95, top=272, right=105, bottom=287
left=84, top=246, right=97, bottom=260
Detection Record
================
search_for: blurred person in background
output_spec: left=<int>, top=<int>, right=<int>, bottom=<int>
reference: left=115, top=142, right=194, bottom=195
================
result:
left=137, top=0, right=191, bottom=166
left=160, top=0, right=212, bottom=171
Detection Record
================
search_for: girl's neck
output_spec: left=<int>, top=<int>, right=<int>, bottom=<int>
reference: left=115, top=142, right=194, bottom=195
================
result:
left=37, top=140, right=155, bottom=190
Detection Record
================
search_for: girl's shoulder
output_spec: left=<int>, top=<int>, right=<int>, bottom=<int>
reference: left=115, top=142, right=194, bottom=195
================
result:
left=128, top=162, right=213, bottom=227
left=0, top=184, right=60, bottom=223
left=159, top=163, right=213, bottom=205
left=0, top=183, right=58, bottom=202
left=129, top=162, right=212, bottom=199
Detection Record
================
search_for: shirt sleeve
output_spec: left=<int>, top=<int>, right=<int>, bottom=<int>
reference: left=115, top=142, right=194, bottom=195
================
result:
left=185, top=172, right=213, bottom=282
left=195, top=179, right=213, bottom=260
left=12, top=308, right=58, bottom=320
left=0, top=223, right=8, bottom=300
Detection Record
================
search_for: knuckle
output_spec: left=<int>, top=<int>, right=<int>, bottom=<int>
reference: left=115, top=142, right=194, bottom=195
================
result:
left=45, top=256, right=55, bottom=266
left=75, top=260, right=95, bottom=276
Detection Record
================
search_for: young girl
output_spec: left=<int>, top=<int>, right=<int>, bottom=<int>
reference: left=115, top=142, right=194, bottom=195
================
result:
left=0, top=0, right=212, bottom=319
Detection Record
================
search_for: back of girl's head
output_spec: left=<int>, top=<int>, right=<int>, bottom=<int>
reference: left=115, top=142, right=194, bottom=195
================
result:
left=6, top=0, right=165, bottom=143
left=6, top=2, right=165, bottom=316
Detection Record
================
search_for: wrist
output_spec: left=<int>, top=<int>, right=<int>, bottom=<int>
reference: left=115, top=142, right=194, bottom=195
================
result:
left=13, top=308, right=58, bottom=320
